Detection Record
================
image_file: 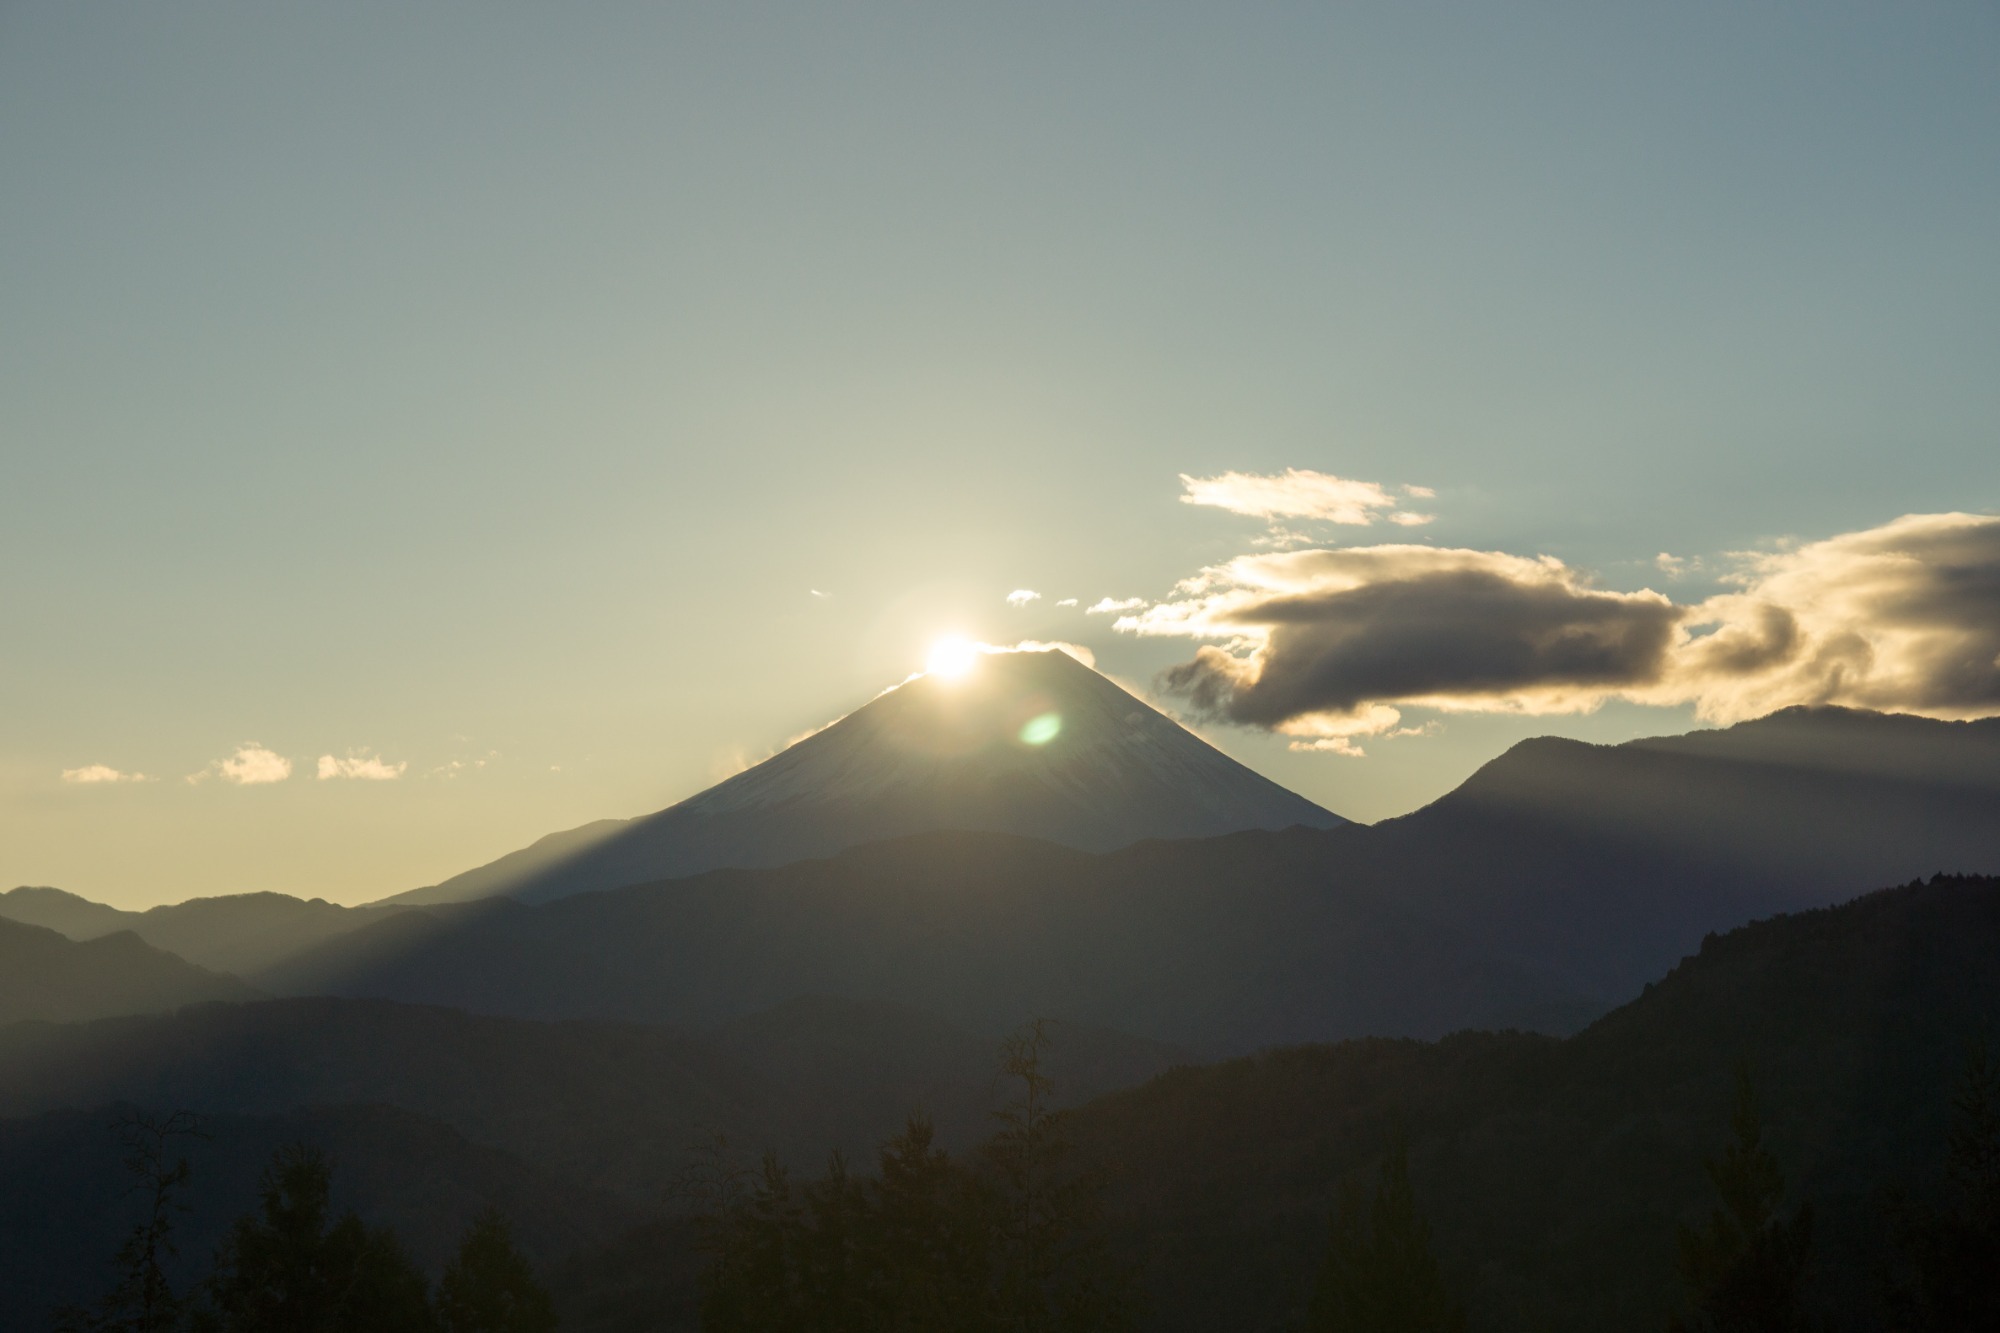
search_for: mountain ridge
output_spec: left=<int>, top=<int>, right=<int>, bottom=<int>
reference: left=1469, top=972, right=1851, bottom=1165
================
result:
left=0, top=917, right=259, bottom=1025
left=392, top=648, right=1344, bottom=906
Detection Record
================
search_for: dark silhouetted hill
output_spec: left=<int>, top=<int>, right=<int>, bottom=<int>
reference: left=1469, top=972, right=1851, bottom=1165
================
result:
left=345, top=705, right=2000, bottom=1050
left=1048, top=872, right=2000, bottom=1332
left=393, top=649, right=1344, bottom=905
left=0, top=918, right=257, bottom=1025
left=0, top=993, right=1189, bottom=1198
left=0, top=1101, right=640, bottom=1330
left=1366, top=705, right=2000, bottom=997
left=269, top=829, right=1591, bottom=1051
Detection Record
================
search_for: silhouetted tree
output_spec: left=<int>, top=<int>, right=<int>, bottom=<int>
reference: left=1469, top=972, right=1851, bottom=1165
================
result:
left=1883, top=1034, right=2000, bottom=1331
left=436, top=1211, right=556, bottom=1333
left=982, top=1019, right=1133, bottom=1333
left=198, top=1144, right=434, bottom=1333
left=1669, top=1067, right=1813, bottom=1333
left=870, top=1115, right=1000, bottom=1331
left=697, top=1019, right=1133, bottom=1333
left=55, top=1109, right=207, bottom=1333
left=1307, top=1121, right=1465, bottom=1333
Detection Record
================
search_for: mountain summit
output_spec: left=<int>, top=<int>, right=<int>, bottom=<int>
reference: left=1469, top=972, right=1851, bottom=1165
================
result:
left=395, top=648, right=1343, bottom=904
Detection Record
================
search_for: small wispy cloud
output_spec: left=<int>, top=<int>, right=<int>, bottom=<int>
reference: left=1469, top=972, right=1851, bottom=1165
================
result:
left=429, top=751, right=498, bottom=779
left=1180, top=469, right=1421, bottom=525
left=1179, top=468, right=1438, bottom=549
left=61, top=764, right=150, bottom=784
left=1087, top=596, right=1147, bottom=615
left=189, top=742, right=292, bottom=785
left=1005, top=589, right=1042, bottom=607
left=810, top=589, right=831, bottom=599
left=1055, top=598, right=1078, bottom=608
left=317, top=751, right=408, bottom=781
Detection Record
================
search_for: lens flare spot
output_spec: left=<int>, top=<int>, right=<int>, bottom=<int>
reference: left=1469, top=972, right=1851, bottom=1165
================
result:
left=1019, top=712, right=1062, bottom=746
left=926, top=636, right=979, bottom=680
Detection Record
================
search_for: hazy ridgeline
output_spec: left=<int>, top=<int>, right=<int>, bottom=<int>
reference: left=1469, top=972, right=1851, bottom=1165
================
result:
left=8, top=696, right=2000, bottom=1330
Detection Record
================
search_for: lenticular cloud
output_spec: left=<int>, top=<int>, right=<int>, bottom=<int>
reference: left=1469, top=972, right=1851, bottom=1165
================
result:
left=1128, top=512, right=2000, bottom=750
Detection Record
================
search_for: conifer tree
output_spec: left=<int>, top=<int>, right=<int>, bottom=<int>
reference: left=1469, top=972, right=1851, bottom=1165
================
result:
left=869, top=1115, right=999, bottom=1332
left=1307, top=1122, right=1465, bottom=1333
left=55, top=1108, right=206, bottom=1333
left=1884, top=1035, right=2000, bottom=1330
left=697, top=1019, right=1133, bottom=1333
left=435, top=1210, right=556, bottom=1333
left=200, top=1143, right=435, bottom=1333
left=1669, top=1066, right=1813, bottom=1333
left=981, top=1019, right=1134, bottom=1333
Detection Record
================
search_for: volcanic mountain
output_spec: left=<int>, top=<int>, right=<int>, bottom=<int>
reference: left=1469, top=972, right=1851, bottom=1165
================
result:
left=393, top=648, right=1344, bottom=905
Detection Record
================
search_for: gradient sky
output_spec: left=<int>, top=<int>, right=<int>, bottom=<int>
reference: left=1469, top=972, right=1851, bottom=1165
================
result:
left=5, top=3, right=1997, bottom=908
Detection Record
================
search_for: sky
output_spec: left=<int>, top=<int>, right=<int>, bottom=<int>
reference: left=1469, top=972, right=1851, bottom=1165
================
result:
left=3, top=3, right=1997, bottom=909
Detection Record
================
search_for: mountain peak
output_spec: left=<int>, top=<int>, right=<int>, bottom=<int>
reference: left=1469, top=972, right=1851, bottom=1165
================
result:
left=396, top=648, right=1343, bottom=905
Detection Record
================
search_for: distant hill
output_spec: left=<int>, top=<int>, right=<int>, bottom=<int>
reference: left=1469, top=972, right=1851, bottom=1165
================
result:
left=1370, top=705, right=2000, bottom=997
left=0, top=918, right=257, bottom=1025
left=264, top=829, right=1591, bottom=1051
left=393, top=648, right=1344, bottom=905
left=0, top=1101, right=641, bottom=1331
left=18, top=705, right=1997, bottom=1052
left=0, top=886, right=129, bottom=939
left=0, top=993, right=1190, bottom=1197
left=535, top=873, right=2000, bottom=1333
left=0, top=887, right=406, bottom=977
left=1052, top=872, right=2000, bottom=1332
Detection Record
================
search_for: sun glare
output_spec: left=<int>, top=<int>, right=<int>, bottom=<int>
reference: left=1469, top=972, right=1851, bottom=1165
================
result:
left=926, top=636, right=980, bottom=680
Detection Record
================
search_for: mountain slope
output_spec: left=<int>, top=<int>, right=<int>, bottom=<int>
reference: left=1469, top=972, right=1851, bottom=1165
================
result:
left=0, top=886, right=129, bottom=939
left=272, top=829, right=1591, bottom=1051
left=1054, top=873, right=2000, bottom=1333
left=0, top=918, right=257, bottom=1025
left=0, top=994, right=1189, bottom=1197
left=396, top=649, right=1343, bottom=905
left=1365, top=706, right=2000, bottom=997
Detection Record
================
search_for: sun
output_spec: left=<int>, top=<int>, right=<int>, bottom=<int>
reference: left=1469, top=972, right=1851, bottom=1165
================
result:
left=925, top=636, right=980, bottom=680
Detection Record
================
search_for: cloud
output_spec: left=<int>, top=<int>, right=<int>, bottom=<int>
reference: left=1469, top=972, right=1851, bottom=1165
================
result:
left=1005, top=589, right=1042, bottom=607
left=1132, top=547, right=1681, bottom=743
left=810, top=589, right=831, bottom=599
left=1055, top=598, right=1078, bottom=608
left=317, top=751, right=408, bottom=781
left=430, top=751, right=498, bottom=779
left=1677, top=512, right=2000, bottom=723
left=1388, top=511, right=1435, bottom=527
left=190, top=743, right=292, bottom=785
left=1403, top=484, right=1437, bottom=499
left=1180, top=469, right=1428, bottom=526
left=1087, top=596, right=1147, bottom=614
left=1129, top=512, right=2000, bottom=749
left=61, top=764, right=150, bottom=784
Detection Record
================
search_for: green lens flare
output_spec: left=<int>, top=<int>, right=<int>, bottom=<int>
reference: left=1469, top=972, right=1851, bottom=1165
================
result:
left=1019, top=712, right=1062, bottom=746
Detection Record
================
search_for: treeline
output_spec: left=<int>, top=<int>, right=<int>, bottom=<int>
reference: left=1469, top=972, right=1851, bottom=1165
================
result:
left=56, top=1028, right=2000, bottom=1332
left=53, top=1112, right=554, bottom=1333
left=682, top=1029, right=2000, bottom=1333
left=688, top=1020, right=1135, bottom=1332
left=1296, top=1047, right=2000, bottom=1333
